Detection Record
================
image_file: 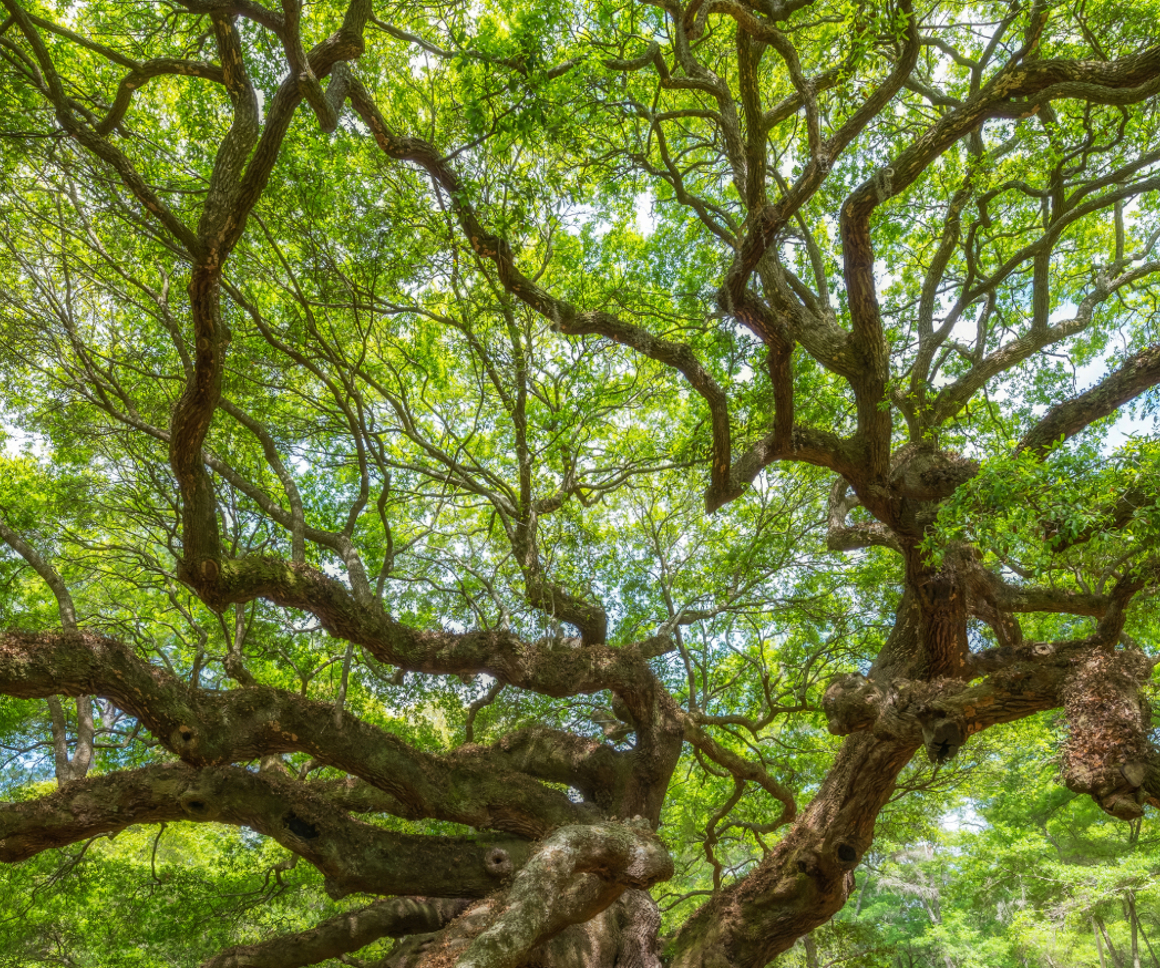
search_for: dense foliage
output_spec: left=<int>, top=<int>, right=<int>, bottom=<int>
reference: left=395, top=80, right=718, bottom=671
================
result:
left=0, top=0, right=1158, bottom=964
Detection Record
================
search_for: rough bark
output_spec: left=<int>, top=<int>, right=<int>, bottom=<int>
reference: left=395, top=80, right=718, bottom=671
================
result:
left=0, top=630, right=594, bottom=836
left=0, top=763, right=531, bottom=898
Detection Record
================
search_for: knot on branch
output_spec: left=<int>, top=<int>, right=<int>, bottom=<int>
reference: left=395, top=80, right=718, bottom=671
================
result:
left=484, top=847, right=512, bottom=877
left=171, top=724, right=199, bottom=752
left=284, top=810, right=321, bottom=840
left=822, top=674, right=882, bottom=735
left=889, top=445, right=979, bottom=503
left=823, top=673, right=980, bottom=762
left=920, top=712, right=967, bottom=764
left=178, top=788, right=220, bottom=820
left=792, top=839, right=862, bottom=884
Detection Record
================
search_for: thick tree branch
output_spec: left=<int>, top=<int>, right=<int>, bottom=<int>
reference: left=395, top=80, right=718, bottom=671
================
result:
left=1019, top=342, right=1160, bottom=455
left=447, top=821, right=673, bottom=968
left=0, top=763, right=531, bottom=898
left=201, top=896, right=470, bottom=968
left=0, top=630, right=592, bottom=836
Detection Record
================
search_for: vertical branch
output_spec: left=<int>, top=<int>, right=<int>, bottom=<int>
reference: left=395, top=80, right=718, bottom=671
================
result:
left=464, top=680, right=504, bottom=744
left=333, top=642, right=354, bottom=728
left=703, top=778, right=745, bottom=892
left=0, top=514, right=93, bottom=782
left=222, top=602, right=257, bottom=686
left=219, top=400, right=307, bottom=563
left=279, top=0, right=338, bottom=131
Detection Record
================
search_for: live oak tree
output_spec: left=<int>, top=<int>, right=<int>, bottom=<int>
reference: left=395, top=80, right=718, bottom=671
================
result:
left=0, top=0, right=1159, bottom=964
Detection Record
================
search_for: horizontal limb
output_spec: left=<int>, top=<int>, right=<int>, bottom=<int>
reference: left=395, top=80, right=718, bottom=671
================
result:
left=0, top=630, right=591, bottom=836
left=201, top=896, right=469, bottom=968
left=0, top=762, right=531, bottom=898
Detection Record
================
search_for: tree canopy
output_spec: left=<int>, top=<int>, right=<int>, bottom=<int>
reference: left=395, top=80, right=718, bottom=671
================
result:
left=0, top=0, right=1159, bottom=964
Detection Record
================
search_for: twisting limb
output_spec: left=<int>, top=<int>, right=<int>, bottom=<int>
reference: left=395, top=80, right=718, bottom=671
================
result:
left=681, top=714, right=796, bottom=829
left=823, top=580, right=1153, bottom=814
left=944, top=544, right=1114, bottom=617
left=163, top=0, right=371, bottom=596
left=96, top=60, right=226, bottom=135
left=483, top=726, right=634, bottom=811
left=343, top=74, right=736, bottom=503
left=463, top=680, right=503, bottom=744
left=664, top=576, right=1153, bottom=968
left=0, top=630, right=593, bottom=836
left=723, top=0, right=920, bottom=326
left=201, top=896, right=470, bottom=968
left=173, top=0, right=287, bottom=36
left=440, top=821, right=673, bottom=968
left=118, top=545, right=678, bottom=736
left=702, top=778, right=746, bottom=892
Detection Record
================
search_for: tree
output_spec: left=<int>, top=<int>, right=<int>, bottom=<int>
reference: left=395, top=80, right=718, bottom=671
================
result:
left=0, top=0, right=1158, bottom=963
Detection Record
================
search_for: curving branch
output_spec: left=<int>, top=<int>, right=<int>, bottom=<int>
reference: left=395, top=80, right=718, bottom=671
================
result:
left=447, top=821, right=673, bottom=968
left=1, top=0, right=204, bottom=256
left=96, top=59, right=226, bottom=135
left=485, top=726, right=634, bottom=811
left=1019, top=342, right=1160, bottom=455
left=825, top=478, right=903, bottom=553
left=167, top=0, right=371, bottom=602
left=342, top=74, right=736, bottom=504
left=192, top=550, right=670, bottom=719
left=724, top=0, right=920, bottom=322
left=945, top=546, right=1114, bottom=618
left=681, top=714, right=796, bottom=829
left=174, top=0, right=287, bottom=35
left=201, top=896, right=470, bottom=968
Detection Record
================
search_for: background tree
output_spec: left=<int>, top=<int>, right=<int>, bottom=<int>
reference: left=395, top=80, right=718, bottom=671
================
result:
left=0, top=0, right=1159, bottom=965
